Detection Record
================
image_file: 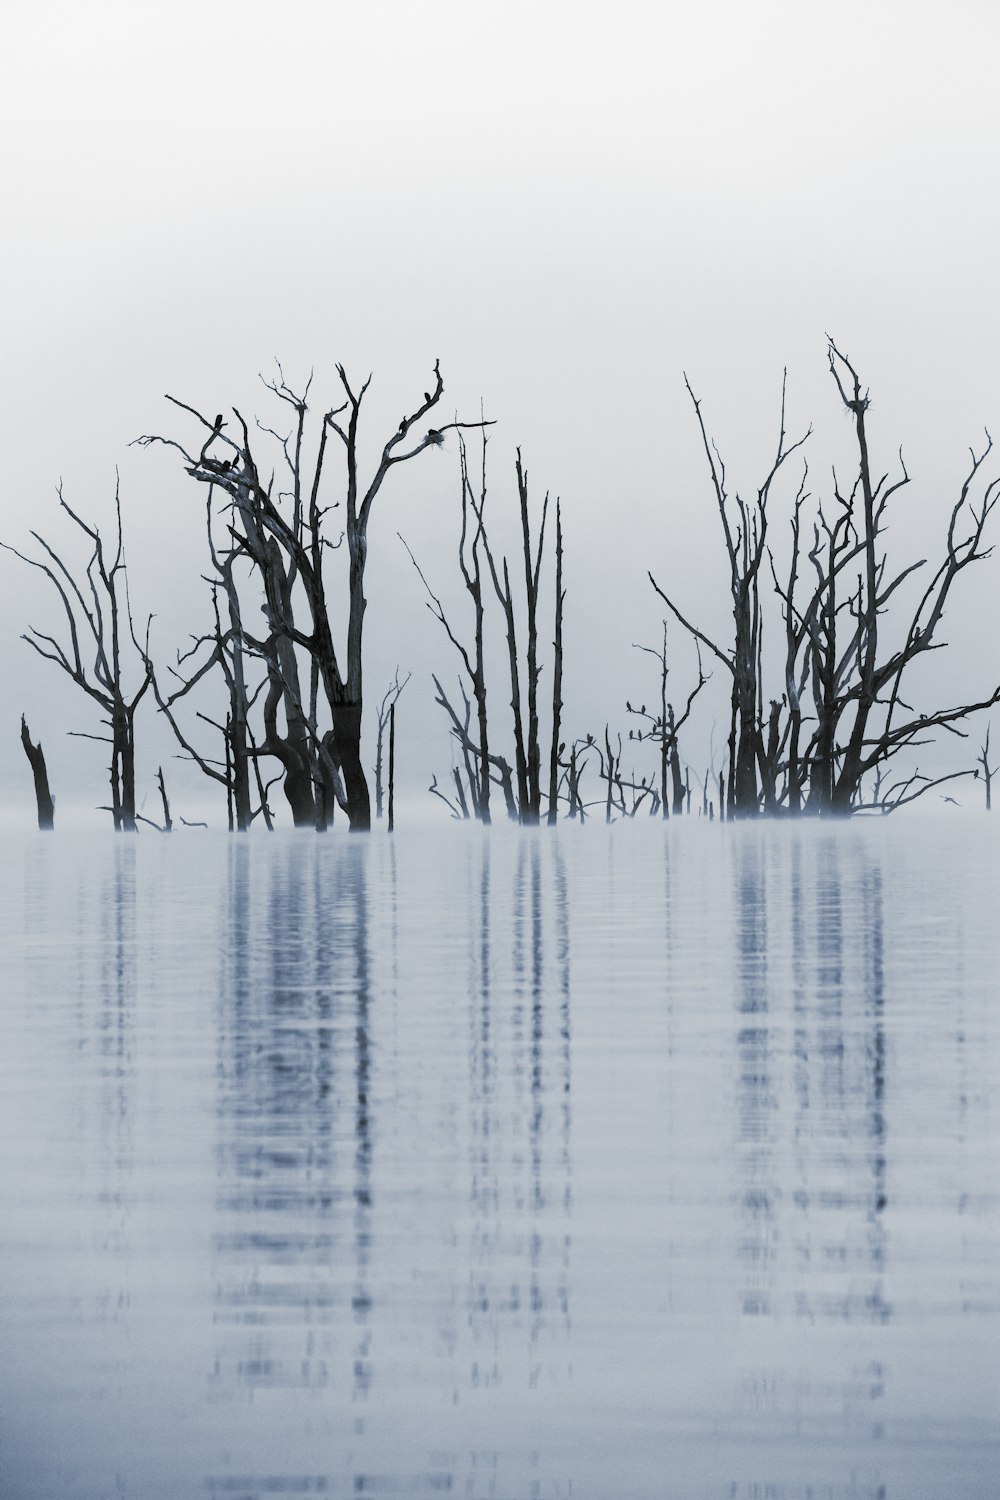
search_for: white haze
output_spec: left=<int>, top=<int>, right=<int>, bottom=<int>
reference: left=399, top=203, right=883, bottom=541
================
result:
left=2, top=0, right=1000, bottom=824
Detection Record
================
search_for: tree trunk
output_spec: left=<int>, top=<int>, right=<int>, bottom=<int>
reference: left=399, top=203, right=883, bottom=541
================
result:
left=20, top=716, right=54, bottom=830
left=387, top=701, right=395, bottom=832
left=334, top=702, right=371, bottom=831
left=547, top=502, right=564, bottom=826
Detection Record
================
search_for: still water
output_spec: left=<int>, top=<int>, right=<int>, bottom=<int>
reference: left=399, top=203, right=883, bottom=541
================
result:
left=0, top=820, right=997, bottom=1499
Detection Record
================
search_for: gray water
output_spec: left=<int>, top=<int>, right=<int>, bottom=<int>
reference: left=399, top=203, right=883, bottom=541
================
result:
left=0, top=820, right=997, bottom=1499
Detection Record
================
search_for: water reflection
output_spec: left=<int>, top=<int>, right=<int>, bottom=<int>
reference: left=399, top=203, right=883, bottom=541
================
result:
left=734, top=838, right=777, bottom=1318
left=213, top=840, right=357, bottom=1398
left=3, top=825, right=997, bottom=1500
left=209, top=834, right=573, bottom=1496
left=464, top=839, right=573, bottom=1393
left=732, top=832, right=891, bottom=1473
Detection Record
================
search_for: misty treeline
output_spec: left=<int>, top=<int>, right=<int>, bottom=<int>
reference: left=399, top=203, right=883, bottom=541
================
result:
left=4, top=339, right=999, bottom=831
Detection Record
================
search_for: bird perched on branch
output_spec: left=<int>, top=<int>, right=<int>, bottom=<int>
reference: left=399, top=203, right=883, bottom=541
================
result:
left=213, top=413, right=224, bottom=431
left=426, top=429, right=444, bottom=446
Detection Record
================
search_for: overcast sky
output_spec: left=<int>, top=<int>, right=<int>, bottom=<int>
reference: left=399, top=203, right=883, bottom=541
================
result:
left=2, top=0, right=999, bottom=825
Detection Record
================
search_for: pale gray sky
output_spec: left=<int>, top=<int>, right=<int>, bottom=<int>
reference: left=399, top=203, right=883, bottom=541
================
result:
left=2, top=0, right=999, bottom=823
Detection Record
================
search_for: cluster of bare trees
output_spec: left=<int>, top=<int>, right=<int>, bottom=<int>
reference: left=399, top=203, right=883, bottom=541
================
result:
left=649, top=340, right=1000, bottom=817
left=6, top=363, right=490, bottom=831
left=402, top=436, right=566, bottom=825
left=4, top=340, right=999, bottom=830
left=3, top=485, right=152, bottom=831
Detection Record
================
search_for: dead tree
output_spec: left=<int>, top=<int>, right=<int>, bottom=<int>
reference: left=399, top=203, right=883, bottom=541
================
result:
left=429, top=673, right=518, bottom=820
left=772, top=343, right=1000, bottom=813
left=976, top=725, right=996, bottom=811
left=516, top=451, right=549, bottom=821
left=600, top=727, right=622, bottom=824
left=136, top=362, right=491, bottom=830
left=595, top=731, right=657, bottom=820
left=2, top=484, right=151, bottom=830
left=629, top=625, right=709, bottom=817
left=557, top=735, right=593, bottom=821
left=650, top=343, right=1000, bottom=816
left=650, top=373, right=810, bottom=816
left=400, top=429, right=496, bottom=822
left=387, top=700, right=396, bottom=832
left=547, top=500, right=565, bottom=827
left=137, top=496, right=259, bottom=830
left=20, top=716, right=55, bottom=830
left=818, top=340, right=1000, bottom=811
left=409, top=440, right=563, bottom=825
left=445, top=447, right=552, bottom=823
left=136, top=766, right=175, bottom=833
left=156, top=766, right=173, bottom=831
left=373, top=669, right=410, bottom=820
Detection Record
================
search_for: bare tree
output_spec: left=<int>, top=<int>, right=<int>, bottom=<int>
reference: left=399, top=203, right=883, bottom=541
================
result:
left=652, top=344, right=1000, bottom=816
left=629, top=624, right=709, bottom=817
left=2, top=484, right=151, bottom=830
left=557, top=735, right=594, bottom=821
left=976, top=725, right=997, bottom=811
left=136, top=362, right=491, bottom=830
left=547, top=499, right=565, bottom=827
left=456, top=447, right=551, bottom=822
left=408, top=439, right=565, bottom=825
left=137, top=494, right=260, bottom=831
left=820, top=339, right=1000, bottom=810
left=373, top=668, right=410, bottom=820
left=516, top=451, right=549, bottom=821
left=429, top=673, right=518, bottom=820
left=650, top=373, right=810, bottom=816
left=20, top=716, right=55, bottom=830
left=400, top=429, right=496, bottom=822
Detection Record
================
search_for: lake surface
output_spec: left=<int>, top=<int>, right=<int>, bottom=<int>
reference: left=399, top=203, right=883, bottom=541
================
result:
left=0, top=820, right=998, bottom=1499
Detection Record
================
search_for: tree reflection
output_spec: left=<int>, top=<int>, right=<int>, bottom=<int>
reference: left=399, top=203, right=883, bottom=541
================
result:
left=465, top=833, right=573, bottom=1391
left=734, top=834, right=778, bottom=1318
left=211, top=840, right=370, bottom=1400
left=207, top=832, right=574, bottom=1496
left=732, top=829, right=891, bottom=1469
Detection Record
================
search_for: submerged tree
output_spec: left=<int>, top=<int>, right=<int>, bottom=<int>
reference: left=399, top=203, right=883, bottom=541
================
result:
left=650, top=341, right=1000, bottom=815
left=373, top=668, right=410, bottom=820
left=136, top=362, right=490, bottom=830
left=650, top=372, right=810, bottom=817
left=405, top=434, right=567, bottom=824
left=976, top=726, right=996, bottom=812
left=20, top=715, right=55, bottom=830
left=2, top=485, right=151, bottom=830
left=816, top=340, right=1000, bottom=810
left=628, top=623, right=709, bottom=818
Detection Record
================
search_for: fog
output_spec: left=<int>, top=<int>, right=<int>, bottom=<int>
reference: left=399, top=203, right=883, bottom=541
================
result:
left=3, top=0, right=999, bottom=824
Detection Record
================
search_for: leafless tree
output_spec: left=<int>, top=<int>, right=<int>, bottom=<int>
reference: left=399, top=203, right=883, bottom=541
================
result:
left=557, top=735, right=594, bottom=821
left=650, top=372, right=810, bottom=816
left=374, top=669, right=410, bottom=820
left=629, top=624, right=709, bottom=817
left=20, top=716, right=55, bottom=830
left=976, top=725, right=997, bottom=811
left=2, top=484, right=151, bottom=830
left=428, top=672, right=518, bottom=819
left=652, top=343, right=1000, bottom=815
left=136, top=361, right=490, bottom=830
left=408, top=440, right=565, bottom=825
left=137, top=492, right=261, bottom=830
left=400, top=430, right=496, bottom=822
left=818, top=339, right=1000, bottom=810
left=547, top=500, right=565, bottom=827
